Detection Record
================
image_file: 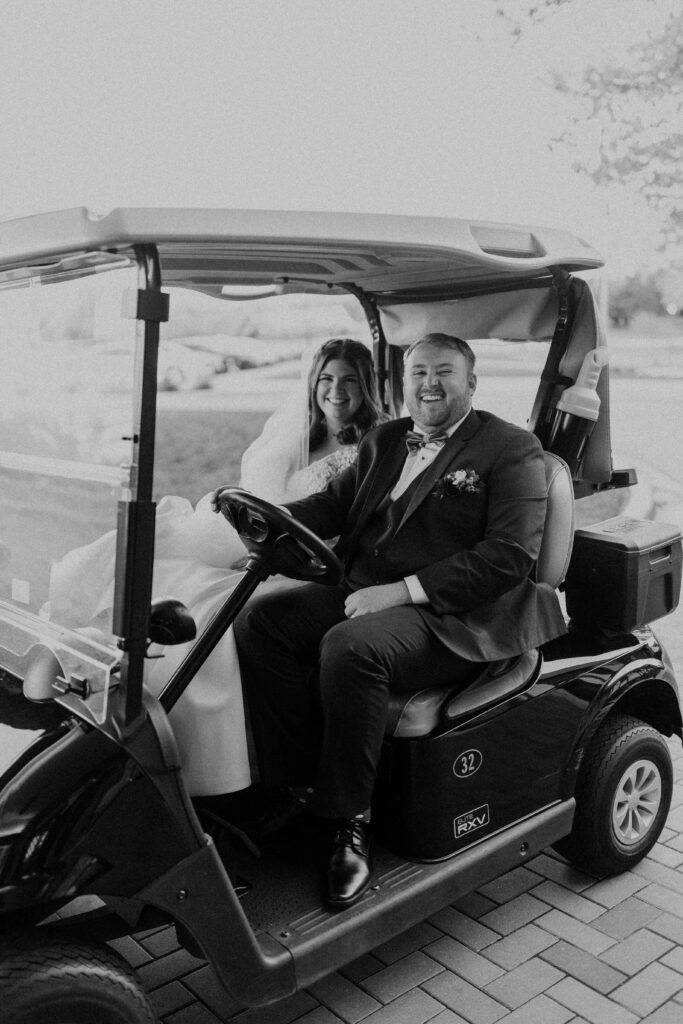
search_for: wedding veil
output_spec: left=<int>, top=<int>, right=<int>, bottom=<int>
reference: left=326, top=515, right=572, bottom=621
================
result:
left=238, top=344, right=318, bottom=503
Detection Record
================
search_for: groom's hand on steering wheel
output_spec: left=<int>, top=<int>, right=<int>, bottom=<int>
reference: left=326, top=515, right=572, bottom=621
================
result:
left=213, top=488, right=341, bottom=585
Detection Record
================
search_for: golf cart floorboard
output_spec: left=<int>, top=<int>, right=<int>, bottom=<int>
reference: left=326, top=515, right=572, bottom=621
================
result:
left=223, top=801, right=574, bottom=949
left=230, top=826, right=403, bottom=935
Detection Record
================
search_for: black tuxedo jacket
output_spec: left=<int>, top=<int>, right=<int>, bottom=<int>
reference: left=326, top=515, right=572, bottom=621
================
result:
left=286, top=409, right=567, bottom=660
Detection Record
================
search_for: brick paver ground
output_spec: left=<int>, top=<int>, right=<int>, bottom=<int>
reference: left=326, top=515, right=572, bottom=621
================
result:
left=113, top=471, right=683, bottom=1023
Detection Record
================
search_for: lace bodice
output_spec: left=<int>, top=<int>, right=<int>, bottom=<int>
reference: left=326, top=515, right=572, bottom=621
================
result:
left=285, top=445, right=358, bottom=500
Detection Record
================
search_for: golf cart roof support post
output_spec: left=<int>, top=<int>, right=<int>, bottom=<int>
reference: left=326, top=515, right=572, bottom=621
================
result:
left=113, top=244, right=166, bottom=727
left=528, top=269, right=575, bottom=448
left=342, top=283, right=392, bottom=413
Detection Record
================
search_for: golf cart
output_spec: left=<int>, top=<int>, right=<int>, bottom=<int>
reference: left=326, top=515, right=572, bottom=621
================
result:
left=0, top=208, right=680, bottom=1022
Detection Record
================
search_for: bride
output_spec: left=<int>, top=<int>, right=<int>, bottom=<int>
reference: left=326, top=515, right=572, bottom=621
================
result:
left=48, top=338, right=386, bottom=795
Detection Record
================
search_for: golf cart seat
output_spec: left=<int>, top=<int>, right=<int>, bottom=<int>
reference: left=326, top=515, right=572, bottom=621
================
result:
left=385, top=452, right=574, bottom=739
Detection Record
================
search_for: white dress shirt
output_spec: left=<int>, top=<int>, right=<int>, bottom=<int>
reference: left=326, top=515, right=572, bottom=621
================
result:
left=390, top=412, right=470, bottom=604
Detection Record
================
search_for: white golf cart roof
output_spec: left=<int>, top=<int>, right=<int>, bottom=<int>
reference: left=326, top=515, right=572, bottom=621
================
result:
left=0, top=207, right=603, bottom=299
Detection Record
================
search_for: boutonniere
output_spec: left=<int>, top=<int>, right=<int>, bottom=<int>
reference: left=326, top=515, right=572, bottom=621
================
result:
left=433, top=467, right=483, bottom=498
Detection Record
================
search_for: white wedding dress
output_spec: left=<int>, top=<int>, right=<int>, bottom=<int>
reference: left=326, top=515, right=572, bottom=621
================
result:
left=145, top=444, right=357, bottom=795
left=48, top=443, right=358, bottom=796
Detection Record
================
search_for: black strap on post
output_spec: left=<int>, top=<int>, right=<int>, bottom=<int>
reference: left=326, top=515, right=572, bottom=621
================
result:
left=122, top=288, right=170, bottom=324
left=529, top=270, right=575, bottom=448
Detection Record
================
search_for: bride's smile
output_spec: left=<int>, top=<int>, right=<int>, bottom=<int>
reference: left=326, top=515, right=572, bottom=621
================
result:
left=316, top=358, right=363, bottom=431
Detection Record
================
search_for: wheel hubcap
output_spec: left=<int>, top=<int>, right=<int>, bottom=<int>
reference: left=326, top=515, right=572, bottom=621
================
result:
left=612, top=758, right=662, bottom=846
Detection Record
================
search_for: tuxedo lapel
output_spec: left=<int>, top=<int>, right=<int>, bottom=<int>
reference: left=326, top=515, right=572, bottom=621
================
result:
left=397, top=409, right=482, bottom=531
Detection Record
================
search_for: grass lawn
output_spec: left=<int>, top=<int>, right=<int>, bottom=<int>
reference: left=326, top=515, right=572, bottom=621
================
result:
left=154, top=408, right=271, bottom=502
left=575, top=487, right=628, bottom=527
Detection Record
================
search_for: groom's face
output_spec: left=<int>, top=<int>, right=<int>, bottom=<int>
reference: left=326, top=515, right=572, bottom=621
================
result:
left=403, top=343, right=477, bottom=433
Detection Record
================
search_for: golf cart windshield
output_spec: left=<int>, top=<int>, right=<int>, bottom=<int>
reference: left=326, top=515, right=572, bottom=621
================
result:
left=0, top=260, right=137, bottom=720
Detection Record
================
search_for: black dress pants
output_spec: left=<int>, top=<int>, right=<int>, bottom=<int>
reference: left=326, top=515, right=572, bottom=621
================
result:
left=233, top=583, right=476, bottom=819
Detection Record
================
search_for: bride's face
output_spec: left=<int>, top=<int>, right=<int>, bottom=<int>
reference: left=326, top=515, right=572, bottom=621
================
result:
left=316, top=358, right=363, bottom=429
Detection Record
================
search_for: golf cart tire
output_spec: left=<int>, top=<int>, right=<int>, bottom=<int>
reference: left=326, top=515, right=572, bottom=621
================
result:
left=0, top=934, right=156, bottom=1024
left=555, top=712, right=673, bottom=876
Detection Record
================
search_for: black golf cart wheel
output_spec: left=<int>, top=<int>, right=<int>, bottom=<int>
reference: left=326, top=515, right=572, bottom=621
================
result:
left=556, top=712, right=673, bottom=876
left=0, top=934, right=156, bottom=1024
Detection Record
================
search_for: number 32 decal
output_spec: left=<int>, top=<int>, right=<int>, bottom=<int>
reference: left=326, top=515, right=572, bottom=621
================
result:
left=453, top=749, right=483, bottom=778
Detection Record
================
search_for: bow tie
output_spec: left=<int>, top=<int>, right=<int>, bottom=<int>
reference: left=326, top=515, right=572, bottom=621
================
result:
left=405, top=429, right=449, bottom=453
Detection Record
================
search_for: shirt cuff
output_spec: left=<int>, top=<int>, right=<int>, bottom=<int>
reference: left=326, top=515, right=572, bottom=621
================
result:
left=404, top=574, right=429, bottom=604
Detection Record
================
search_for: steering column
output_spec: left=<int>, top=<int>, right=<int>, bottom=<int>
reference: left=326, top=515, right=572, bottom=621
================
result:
left=159, top=488, right=342, bottom=714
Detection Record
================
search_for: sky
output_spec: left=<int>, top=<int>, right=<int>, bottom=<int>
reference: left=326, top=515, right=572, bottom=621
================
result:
left=0, top=0, right=673, bottom=278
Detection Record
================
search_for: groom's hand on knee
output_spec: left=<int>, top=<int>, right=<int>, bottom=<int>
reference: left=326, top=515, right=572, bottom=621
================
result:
left=344, top=582, right=411, bottom=618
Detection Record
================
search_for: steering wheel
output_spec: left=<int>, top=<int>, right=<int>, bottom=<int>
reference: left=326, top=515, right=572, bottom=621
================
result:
left=215, top=487, right=343, bottom=586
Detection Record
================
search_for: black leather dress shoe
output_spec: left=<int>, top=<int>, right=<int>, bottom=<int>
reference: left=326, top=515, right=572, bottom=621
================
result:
left=327, top=819, right=372, bottom=910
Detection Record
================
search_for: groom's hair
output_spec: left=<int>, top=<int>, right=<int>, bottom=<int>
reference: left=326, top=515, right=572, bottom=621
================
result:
left=308, top=338, right=385, bottom=452
left=405, top=333, right=476, bottom=372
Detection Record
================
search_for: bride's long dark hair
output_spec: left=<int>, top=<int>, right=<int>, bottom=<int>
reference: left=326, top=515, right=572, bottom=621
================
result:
left=307, top=338, right=385, bottom=453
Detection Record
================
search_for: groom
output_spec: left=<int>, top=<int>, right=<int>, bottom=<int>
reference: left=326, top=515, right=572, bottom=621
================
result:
left=232, top=333, right=566, bottom=909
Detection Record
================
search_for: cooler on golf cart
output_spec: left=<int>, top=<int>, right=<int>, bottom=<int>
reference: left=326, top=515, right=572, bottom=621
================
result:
left=0, top=207, right=680, bottom=1022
